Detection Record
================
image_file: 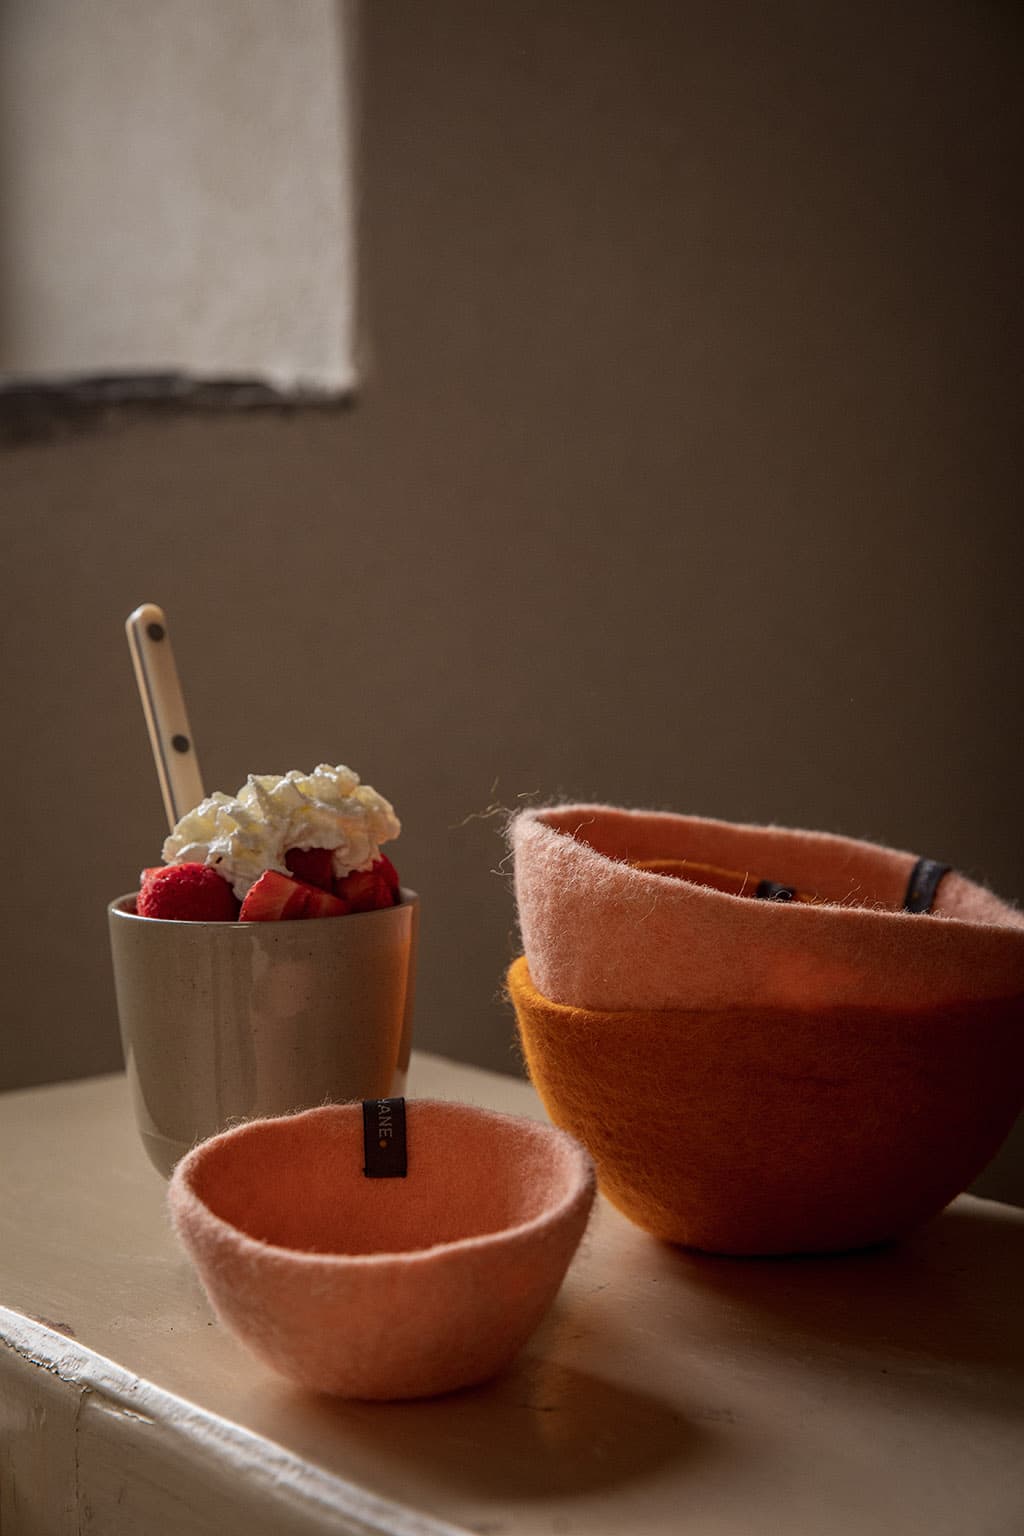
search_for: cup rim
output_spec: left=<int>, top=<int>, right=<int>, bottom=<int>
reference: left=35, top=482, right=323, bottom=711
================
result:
left=108, top=887, right=419, bottom=926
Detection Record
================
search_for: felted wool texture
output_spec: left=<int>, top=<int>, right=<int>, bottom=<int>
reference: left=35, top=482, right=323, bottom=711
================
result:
left=508, top=956, right=1024, bottom=1255
left=512, top=805, right=1024, bottom=1013
left=168, top=1100, right=595, bottom=1400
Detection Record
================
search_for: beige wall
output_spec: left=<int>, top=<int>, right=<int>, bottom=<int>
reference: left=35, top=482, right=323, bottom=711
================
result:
left=2, top=1, right=1022, bottom=1197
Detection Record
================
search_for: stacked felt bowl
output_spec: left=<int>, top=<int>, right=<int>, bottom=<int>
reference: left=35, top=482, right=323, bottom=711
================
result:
left=507, top=804, right=1024, bottom=1256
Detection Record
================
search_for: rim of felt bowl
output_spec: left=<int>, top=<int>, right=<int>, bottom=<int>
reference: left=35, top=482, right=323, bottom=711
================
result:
left=109, top=889, right=419, bottom=927
left=169, top=1101, right=596, bottom=1268
left=513, top=806, right=1024, bottom=938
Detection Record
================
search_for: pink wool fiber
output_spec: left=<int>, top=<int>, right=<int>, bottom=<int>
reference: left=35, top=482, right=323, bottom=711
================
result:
left=168, top=1100, right=595, bottom=1400
left=512, top=804, right=1024, bottom=1014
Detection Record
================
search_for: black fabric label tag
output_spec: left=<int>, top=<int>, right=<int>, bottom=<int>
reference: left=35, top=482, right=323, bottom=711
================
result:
left=755, top=879, right=796, bottom=902
left=362, top=1097, right=407, bottom=1178
left=903, top=858, right=950, bottom=914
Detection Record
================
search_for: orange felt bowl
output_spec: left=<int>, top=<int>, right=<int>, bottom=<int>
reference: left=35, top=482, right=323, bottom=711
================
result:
left=509, top=957, right=1024, bottom=1256
left=168, top=1100, right=595, bottom=1399
left=508, top=805, right=1024, bottom=1256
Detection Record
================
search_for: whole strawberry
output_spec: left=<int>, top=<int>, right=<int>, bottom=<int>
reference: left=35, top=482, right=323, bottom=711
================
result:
left=138, top=863, right=240, bottom=922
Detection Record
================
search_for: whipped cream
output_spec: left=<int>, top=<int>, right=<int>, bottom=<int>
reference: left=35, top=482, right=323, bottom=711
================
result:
left=162, top=764, right=400, bottom=899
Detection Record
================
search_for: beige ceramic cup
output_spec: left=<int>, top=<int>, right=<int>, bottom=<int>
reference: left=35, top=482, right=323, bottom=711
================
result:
left=108, top=891, right=418, bottom=1178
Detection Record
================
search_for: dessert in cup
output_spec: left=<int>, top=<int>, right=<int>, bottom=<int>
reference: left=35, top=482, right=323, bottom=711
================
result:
left=109, top=764, right=418, bottom=1177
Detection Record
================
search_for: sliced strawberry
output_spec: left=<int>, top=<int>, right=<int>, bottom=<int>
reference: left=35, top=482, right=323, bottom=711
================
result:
left=334, top=857, right=399, bottom=913
left=300, top=883, right=352, bottom=919
left=240, top=871, right=307, bottom=921
left=240, top=870, right=350, bottom=922
left=284, top=846, right=336, bottom=891
left=137, top=863, right=240, bottom=922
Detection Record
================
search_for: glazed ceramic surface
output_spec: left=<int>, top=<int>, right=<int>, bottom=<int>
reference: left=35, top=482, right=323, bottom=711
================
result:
left=108, top=891, right=418, bottom=1177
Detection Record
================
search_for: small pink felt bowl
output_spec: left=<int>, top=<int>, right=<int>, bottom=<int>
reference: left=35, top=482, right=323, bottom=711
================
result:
left=168, top=1100, right=596, bottom=1399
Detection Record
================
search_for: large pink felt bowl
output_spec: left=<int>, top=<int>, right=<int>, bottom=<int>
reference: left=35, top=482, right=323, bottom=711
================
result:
left=168, top=1100, right=595, bottom=1399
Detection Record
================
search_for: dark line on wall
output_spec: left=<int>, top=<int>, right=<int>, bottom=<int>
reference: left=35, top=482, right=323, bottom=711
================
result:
left=0, top=373, right=357, bottom=448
